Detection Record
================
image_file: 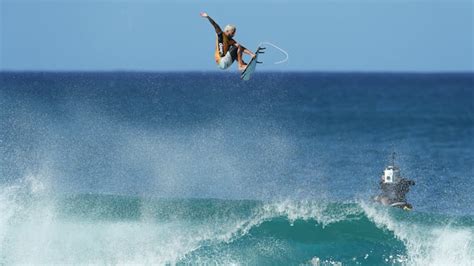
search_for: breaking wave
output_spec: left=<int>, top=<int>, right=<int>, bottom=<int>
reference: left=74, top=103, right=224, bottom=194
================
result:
left=1, top=176, right=472, bottom=265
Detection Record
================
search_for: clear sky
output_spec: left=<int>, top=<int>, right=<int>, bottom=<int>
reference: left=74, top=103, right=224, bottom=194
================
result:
left=1, top=0, right=473, bottom=72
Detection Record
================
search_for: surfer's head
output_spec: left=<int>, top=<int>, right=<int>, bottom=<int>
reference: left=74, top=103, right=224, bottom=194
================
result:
left=224, top=24, right=236, bottom=37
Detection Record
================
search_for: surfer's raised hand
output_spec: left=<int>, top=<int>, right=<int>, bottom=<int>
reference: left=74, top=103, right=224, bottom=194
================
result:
left=201, top=12, right=222, bottom=34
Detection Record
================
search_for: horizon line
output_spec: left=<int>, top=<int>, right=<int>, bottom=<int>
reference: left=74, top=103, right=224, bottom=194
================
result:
left=1, top=70, right=473, bottom=75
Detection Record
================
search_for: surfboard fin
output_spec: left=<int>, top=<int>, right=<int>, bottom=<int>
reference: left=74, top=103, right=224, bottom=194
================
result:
left=257, top=61, right=263, bottom=64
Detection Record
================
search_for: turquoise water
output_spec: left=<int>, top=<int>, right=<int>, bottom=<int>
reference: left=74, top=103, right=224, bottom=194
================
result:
left=0, top=72, right=473, bottom=265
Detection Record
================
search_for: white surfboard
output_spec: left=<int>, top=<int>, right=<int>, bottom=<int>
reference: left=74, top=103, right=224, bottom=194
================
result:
left=240, top=46, right=265, bottom=81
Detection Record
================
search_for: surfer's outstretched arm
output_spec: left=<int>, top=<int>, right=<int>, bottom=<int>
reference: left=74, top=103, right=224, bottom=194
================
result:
left=200, top=12, right=222, bottom=34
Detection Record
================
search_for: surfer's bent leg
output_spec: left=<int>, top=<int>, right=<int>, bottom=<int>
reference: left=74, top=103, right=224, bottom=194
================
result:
left=236, top=45, right=247, bottom=70
left=217, top=46, right=237, bottom=70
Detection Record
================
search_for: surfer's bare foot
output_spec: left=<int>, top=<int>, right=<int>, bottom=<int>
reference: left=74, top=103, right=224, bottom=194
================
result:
left=239, top=64, right=247, bottom=71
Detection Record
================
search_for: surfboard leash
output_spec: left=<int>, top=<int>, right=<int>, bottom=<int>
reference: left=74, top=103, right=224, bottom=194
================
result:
left=258, top=41, right=289, bottom=65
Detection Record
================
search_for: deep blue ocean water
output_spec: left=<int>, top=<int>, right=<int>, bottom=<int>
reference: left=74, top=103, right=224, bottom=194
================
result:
left=0, top=72, right=473, bottom=265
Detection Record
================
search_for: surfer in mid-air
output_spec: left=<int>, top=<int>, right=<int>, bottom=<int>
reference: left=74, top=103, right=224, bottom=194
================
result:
left=200, top=12, right=255, bottom=71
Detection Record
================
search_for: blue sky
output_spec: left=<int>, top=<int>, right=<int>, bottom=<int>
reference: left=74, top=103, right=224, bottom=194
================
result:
left=1, top=0, right=472, bottom=72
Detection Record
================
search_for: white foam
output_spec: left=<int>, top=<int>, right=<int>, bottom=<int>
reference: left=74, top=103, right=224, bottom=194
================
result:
left=360, top=202, right=474, bottom=266
left=0, top=174, right=257, bottom=264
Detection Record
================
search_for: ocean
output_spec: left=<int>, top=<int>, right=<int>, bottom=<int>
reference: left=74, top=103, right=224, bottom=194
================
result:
left=0, top=72, right=473, bottom=265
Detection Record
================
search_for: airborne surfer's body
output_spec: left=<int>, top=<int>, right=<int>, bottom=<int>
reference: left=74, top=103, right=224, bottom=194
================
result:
left=200, top=12, right=255, bottom=71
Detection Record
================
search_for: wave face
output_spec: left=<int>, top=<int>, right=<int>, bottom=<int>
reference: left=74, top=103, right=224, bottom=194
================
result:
left=1, top=180, right=473, bottom=265
left=1, top=72, right=473, bottom=265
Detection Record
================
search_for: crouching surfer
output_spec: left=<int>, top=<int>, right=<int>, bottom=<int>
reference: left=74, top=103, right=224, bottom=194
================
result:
left=373, top=153, right=415, bottom=211
left=200, top=12, right=255, bottom=71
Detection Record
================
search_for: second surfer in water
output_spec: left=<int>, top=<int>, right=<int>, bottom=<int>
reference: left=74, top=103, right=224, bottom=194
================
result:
left=200, top=12, right=255, bottom=71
